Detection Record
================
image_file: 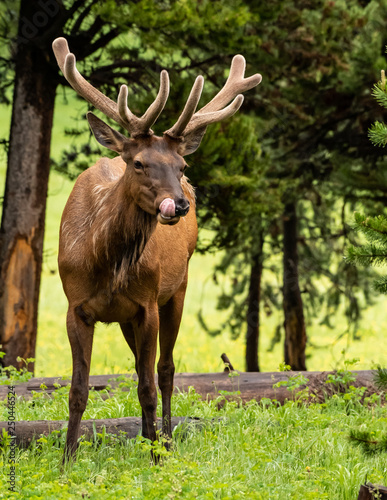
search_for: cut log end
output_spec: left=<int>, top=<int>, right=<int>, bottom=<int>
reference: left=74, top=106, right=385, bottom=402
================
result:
left=358, top=483, right=387, bottom=500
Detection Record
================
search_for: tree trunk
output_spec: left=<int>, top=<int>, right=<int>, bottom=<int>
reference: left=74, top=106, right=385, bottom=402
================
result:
left=282, top=202, right=307, bottom=370
left=245, top=232, right=264, bottom=372
left=0, top=1, right=59, bottom=371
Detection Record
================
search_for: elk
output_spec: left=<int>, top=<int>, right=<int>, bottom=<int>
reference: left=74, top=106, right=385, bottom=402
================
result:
left=52, top=37, right=262, bottom=460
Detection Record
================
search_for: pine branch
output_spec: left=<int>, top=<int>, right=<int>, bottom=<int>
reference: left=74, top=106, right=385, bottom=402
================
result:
left=374, top=366, right=387, bottom=390
left=352, top=213, right=387, bottom=244
left=371, top=83, right=387, bottom=110
left=345, top=244, right=387, bottom=267
left=70, top=0, right=94, bottom=35
left=373, top=275, right=387, bottom=294
left=368, top=121, right=387, bottom=147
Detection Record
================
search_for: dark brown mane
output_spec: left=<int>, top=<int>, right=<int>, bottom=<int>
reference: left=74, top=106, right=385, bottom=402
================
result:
left=109, top=207, right=154, bottom=287
left=87, top=181, right=155, bottom=286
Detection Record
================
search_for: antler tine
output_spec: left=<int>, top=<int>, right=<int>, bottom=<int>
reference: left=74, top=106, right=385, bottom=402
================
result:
left=165, top=76, right=204, bottom=138
left=117, top=70, right=170, bottom=137
left=184, top=95, right=244, bottom=136
left=199, top=55, right=262, bottom=115
left=117, top=85, right=137, bottom=129
left=140, top=70, right=170, bottom=130
left=52, top=37, right=69, bottom=74
left=53, top=37, right=170, bottom=137
left=52, top=37, right=124, bottom=127
left=164, top=55, right=261, bottom=139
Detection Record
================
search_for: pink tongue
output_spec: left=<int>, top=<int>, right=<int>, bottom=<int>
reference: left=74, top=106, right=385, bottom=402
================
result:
left=159, top=198, right=176, bottom=218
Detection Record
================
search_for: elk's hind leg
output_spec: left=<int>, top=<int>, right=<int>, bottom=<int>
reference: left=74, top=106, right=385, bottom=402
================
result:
left=158, top=275, right=188, bottom=443
left=120, top=322, right=138, bottom=372
left=64, top=307, right=94, bottom=462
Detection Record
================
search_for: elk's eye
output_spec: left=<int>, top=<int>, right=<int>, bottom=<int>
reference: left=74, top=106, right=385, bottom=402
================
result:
left=134, top=160, right=143, bottom=170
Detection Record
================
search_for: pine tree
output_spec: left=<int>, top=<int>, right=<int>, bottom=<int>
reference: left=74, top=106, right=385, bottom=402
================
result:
left=348, top=367, right=387, bottom=455
left=345, top=213, right=387, bottom=294
left=346, top=73, right=387, bottom=456
left=345, top=72, right=387, bottom=294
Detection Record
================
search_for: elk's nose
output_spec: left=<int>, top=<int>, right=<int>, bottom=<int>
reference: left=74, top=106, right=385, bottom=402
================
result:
left=175, top=198, right=190, bottom=216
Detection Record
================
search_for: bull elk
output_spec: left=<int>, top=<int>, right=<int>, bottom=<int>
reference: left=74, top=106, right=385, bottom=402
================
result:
left=52, top=37, right=262, bottom=460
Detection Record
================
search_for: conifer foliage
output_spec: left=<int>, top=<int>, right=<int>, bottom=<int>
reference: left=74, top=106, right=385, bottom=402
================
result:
left=369, top=71, right=387, bottom=147
left=348, top=367, right=387, bottom=455
left=374, top=366, right=387, bottom=391
left=346, top=75, right=387, bottom=455
left=345, top=213, right=387, bottom=294
left=345, top=72, right=387, bottom=294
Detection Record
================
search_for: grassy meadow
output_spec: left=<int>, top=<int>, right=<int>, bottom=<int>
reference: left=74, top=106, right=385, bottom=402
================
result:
left=0, top=91, right=386, bottom=378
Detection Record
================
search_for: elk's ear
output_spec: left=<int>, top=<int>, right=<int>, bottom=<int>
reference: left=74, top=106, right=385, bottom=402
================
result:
left=177, top=126, right=207, bottom=156
left=87, top=112, right=127, bottom=153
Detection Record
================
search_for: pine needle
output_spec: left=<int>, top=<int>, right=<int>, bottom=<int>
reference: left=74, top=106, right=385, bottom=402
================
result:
left=373, top=366, right=387, bottom=391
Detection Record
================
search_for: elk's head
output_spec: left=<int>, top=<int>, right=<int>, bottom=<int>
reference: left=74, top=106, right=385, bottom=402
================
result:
left=52, top=38, right=262, bottom=225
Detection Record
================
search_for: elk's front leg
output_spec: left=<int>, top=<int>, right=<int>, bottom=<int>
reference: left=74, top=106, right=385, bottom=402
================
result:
left=133, top=304, right=159, bottom=444
left=64, top=307, right=94, bottom=462
left=158, top=275, right=187, bottom=443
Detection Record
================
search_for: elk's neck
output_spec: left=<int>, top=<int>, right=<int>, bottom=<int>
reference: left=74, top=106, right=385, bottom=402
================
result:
left=91, top=176, right=157, bottom=281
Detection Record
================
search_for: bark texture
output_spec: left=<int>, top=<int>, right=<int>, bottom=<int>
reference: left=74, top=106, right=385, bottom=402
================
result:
left=245, top=233, right=264, bottom=372
left=0, top=0, right=60, bottom=370
left=282, top=202, right=307, bottom=370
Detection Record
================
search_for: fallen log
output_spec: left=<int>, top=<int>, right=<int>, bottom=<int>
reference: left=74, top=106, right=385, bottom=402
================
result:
left=0, top=416, right=197, bottom=448
left=358, top=483, right=387, bottom=499
left=0, top=370, right=379, bottom=404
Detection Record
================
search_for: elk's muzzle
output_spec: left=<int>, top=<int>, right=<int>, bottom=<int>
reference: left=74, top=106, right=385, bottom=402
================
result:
left=159, top=198, right=176, bottom=218
left=175, top=198, right=190, bottom=216
left=157, top=197, right=189, bottom=225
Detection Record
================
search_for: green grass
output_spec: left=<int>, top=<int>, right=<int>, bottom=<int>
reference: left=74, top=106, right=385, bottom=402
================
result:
left=0, top=374, right=386, bottom=499
left=0, top=92, right=386, bottom=378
